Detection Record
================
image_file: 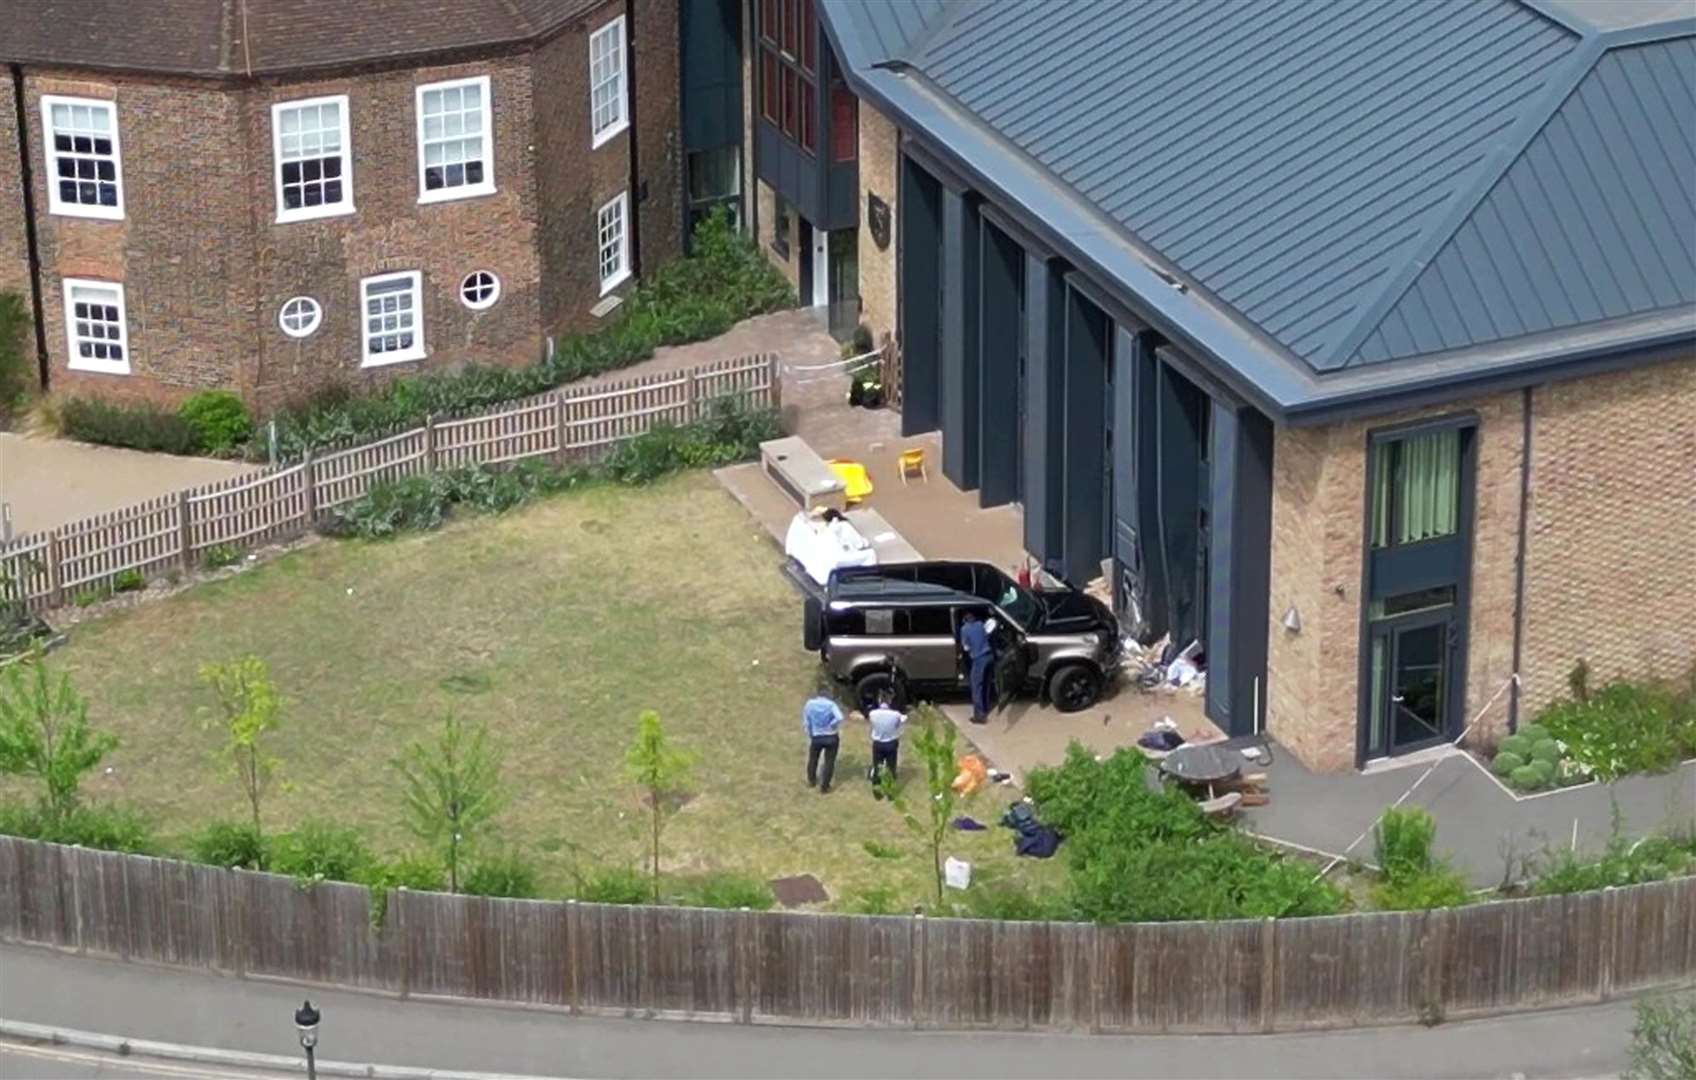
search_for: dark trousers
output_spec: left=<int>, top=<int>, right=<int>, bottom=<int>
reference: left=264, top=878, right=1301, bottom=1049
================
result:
left=807, top=734, right=840, bottom=790
left=968, top=653, right=996, bottom=718
left=870, top=739, right=900, bottom=787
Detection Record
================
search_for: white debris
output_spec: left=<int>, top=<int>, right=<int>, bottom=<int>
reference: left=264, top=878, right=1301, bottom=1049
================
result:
left=944, top=857, right=972, bottom=890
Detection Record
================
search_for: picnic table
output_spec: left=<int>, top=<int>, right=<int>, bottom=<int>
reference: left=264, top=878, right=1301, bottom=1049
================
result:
left=1158, top=743, right=1241, bottom=800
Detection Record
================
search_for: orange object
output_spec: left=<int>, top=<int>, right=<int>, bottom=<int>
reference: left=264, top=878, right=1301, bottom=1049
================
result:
left=898, top=447, right=928, bottom=485
left=951, top=753, right=989, bottom=795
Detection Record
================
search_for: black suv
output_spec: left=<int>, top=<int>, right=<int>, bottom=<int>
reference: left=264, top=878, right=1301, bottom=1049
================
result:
left=802, top=561, right=1120, bottom=713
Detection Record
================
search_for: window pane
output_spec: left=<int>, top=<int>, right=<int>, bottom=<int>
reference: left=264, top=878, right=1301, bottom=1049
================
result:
left=781, top=0, right=798, bottom=54
left=800, top=82, right=816, bottom=153
left=801, top=0, right=816, bottom=73
left=781, top=69, right=797, bottom=138
left=761, top=51, right=779, bottom=123
left=1395, top=430, right=1460, bottom=544
left=48, top=99, right=121, bottom=211
left=759, top=0, right=777, bottom=43
left=831, top=82, right=858, bottom=162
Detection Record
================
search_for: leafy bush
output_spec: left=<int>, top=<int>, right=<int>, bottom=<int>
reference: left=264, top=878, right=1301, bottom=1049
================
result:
left=951, top=882, right=1075, bottom=922
left=573, top=865, right=651, bottom=905
left=0, top=800, right=155, bottom=854
left=1371, top=870, right=1473, bottom=911
left=1369, top=808, right=1473, bottom=911
left=189, top=819, right=267, bottom=869
left=462, top=852, right=540, bottom=898
left=178, top=391, right=252, bottom=455
left=59, top=397, right=204, bottom=455
left=1537, top=679, right=1694, bottom=781
left=112, top=569, right=145, bottom=593
left=360, top=853, right=448, bottom=894
left=671, top=872, right=774, bottom=910
left=1530, top=834, right=1696, bottom=895
left=1491, top=751, right=1524, bottom=777
left=0, top=292, right=31, bottom=419
left=268, top=821, right=375, bottom=881
left=1024, top=744, right=1345, bottom=923
left=1627, top=993, right=1696, bottom=1080
left=322, top=402, right=776, bottom=540
left=202, top=544, right=243, bottom=570
left=263, top=210, right=791, bottom=459
left=1509, top=763, right=1548, bottom=792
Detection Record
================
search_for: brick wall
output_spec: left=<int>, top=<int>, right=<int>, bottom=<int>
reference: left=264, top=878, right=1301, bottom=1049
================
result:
left=1520, top=359, right=1696, bottom=711
left=25, top=73, right=255, bottom=406
left=634, top=0, right=684, bottom=274
left=753, top=178, right=799, bottom=291
left=1266, top=356, right=1696, bottom=772
left=855, top=100, right=898, bottom=344
left=0, top=68, right=29, bottom=299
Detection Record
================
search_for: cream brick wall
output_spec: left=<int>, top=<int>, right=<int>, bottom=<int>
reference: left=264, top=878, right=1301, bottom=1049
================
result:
left=856, top=101, right=899, bottom=344
left=754, top=179, right=800, bottom=292
left=1264, top=357, right=1696, bottom=772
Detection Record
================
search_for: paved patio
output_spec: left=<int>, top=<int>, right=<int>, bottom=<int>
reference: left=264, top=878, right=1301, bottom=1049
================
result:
left=0, top=432, right=254, bottom=537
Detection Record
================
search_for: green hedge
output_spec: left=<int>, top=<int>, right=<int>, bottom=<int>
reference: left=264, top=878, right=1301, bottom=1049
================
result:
left=59, top=391, right=253, bottom=458
left=264, top=210, right=791, bottom=460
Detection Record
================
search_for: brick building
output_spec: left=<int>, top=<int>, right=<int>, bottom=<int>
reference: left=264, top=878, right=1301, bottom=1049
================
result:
left=748, top=0, right=1696, bottom=771
left=0, top=0, right=734, bottom=411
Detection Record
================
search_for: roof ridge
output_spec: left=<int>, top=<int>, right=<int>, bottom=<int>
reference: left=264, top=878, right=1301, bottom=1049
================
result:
left=1319, top=34, right=1609, bottom=369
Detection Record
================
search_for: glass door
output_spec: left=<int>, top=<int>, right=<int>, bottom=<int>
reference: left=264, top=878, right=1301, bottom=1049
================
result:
left=1366, top=612, right=1453, bottom=759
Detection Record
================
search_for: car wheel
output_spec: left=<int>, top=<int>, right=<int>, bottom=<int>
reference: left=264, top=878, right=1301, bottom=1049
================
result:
left=1048, top=664, right=1101, bottom=713
left=803, top=597, right=823, bottom=652
left=854, top=669, right=907, bottom=714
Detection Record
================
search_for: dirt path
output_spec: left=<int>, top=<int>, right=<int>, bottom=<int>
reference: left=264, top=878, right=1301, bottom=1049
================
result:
left=0, top=433, right=254, bottom=537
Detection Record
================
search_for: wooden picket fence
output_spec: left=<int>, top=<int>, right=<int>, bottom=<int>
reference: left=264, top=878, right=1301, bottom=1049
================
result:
left=1, top=838, right=1690, bottom=1033
left=0, top=355, right=779, bottom=613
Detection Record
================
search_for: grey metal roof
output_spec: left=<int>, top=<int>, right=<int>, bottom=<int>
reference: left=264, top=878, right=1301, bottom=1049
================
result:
left=820, top=0, right=1696, bottom=420
left=1349, top=36, right=1696, bottom=364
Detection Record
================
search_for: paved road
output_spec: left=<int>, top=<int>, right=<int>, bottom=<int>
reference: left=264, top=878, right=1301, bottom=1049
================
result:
left=0, top=946, right=1635, bottom=1079
left=1, top=1041, right=294, bottom=1079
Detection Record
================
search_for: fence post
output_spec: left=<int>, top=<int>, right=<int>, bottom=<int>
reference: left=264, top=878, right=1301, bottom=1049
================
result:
left=301, top=449, right=318, bottom=528
left=554, top=395, right=569, bottom=467
left=1089, top=922, right=1104, bottom=1034
left=565, top=898, right=581, bottom=1015
left=68, top=846, right=85, bottom=955
left=46, top=531, right=63, bottom=609
left=1421, top=908, right=1448, bottom=1022
left=1259, top=916, right=1277, bottom=1032
left=395, top=886, right=411, bottom=999
left=424, top=414, right=438, bottom=473
left=735, top=906, right=754, bottom=1024
left=177, top=490, right=193, bottom=571
left=1598, top=886, right=1617, bottom=1001
left=769, top=354, right=783, bottom=414
left=910, top=912, right=926, bottom=1029
left=685, top=370, right=699, bottom=424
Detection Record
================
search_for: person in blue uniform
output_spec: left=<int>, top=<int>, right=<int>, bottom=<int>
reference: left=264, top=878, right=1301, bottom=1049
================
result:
left=960, top=611, right=996, bottom=724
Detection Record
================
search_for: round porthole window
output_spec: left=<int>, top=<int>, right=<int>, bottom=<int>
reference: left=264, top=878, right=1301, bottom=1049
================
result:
left=460, top=271, right=500, bottom=310
left=278, top=296, right=322, bottom=338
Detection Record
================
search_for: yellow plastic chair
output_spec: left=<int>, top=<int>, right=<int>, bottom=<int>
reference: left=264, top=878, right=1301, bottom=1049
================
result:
left=898, top=447, right=928, bottom=485
left=826, top=459, right=874, bottom=504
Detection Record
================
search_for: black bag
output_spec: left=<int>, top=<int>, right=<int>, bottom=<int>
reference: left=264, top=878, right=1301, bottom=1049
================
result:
left=1001, top=802, right=1037, bottom=833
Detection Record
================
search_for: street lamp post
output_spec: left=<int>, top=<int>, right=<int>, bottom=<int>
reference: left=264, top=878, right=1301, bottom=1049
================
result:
left=294, top=1000, right=321, bottom=1080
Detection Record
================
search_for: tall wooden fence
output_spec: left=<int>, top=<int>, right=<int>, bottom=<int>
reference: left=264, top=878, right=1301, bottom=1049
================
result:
left=2, top=839, right=1690, bottom=1033
left=0, top=355, right=779, bottom=613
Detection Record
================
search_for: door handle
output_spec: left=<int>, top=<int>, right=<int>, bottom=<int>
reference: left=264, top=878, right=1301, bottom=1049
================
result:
left=1391, top=694, right=1406, bottom=703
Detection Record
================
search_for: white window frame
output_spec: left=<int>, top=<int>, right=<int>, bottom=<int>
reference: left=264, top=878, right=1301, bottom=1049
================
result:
left=459, top=271, right=501, bottom=311
left=62, top=278, right=130, bottom=375
left=278, top=296, right=323, bottom=338
left=359, top=271, right=426, bottom=367
left=270, top=95, right=354, bottom=223
left=40, top=95, right=124, bottom=220
left=589, top=16, right=629, bottom=148
left=415, top=75, right=495, bottom=204
left=597, top=192, right=631, bottom=295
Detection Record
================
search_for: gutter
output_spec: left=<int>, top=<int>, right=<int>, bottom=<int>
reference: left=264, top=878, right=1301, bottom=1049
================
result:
left=1508, top=386, right=1534, bottom=733
left=9, top=64, right=49, bottom=389
left=624, top=0, right=642, bottom=279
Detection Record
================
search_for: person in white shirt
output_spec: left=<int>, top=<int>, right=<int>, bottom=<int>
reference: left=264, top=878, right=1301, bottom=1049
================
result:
left=866, top=689, right=906, bottom=798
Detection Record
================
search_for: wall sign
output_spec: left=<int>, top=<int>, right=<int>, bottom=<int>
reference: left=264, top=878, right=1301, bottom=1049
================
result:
left=867, top=193, right=891, bottom=251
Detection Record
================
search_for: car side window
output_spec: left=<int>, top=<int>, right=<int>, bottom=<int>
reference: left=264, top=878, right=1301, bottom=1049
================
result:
left=864, top=608, right=896, bottom=635
left=908, top=608, right=953, bottom=636
left=828, top=608, right=865, bottom=635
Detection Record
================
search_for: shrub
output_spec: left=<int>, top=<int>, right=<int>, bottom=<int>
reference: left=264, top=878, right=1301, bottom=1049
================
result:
left=178, top=391, right=253, bottom=455
left=59, top=397, right=204, bottom=455
left=672, top=872, right=774, bottom=910
left=1371, top=868, right=1473, bottom=911
left=573, top=865, right=650, bottom=905
left=319, top=474, right=449, bottom=539
left=1538, top=679, right=1688, bottom=781
left=0, top=292, right=31, bottom=419
left=1496, top=733, right=1531, bottom=760
left=189, top=819, right=267, bottom=869
left=844, top=883, right=902, bottom=915
left=112, top=569, right=145, bottom=593
left=952, top=882, right=1075, bottom=922
left=0, top=800, right=155, bottom=854
left=262, top=210, right=791, bottom=460
left=1530, top=834, right=1696, bottom=895
left=462, top=852, right=540, bottom=898
left=359, top=853, right=448, bottom=894
left=267, top=821, right=375, bottom=881
left=1529, top=740, right=1562, bottom=765
left=1374, top=807, right=1439, bottom=880
left=1509, top=763, right=1548, bottom=792
left=1627, top=993, right=1696, bottom=1080
left=1024, top=744, right=1345, bottom=923
left=202, top=544, right=243, bottom=570
left=1491, top=751, right=1525, bottom=777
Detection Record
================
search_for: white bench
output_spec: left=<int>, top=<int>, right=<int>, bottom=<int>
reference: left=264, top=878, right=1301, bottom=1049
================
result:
left=845, top=508, right=922, bottom=564
left=760, top=436, right=846, bottom=512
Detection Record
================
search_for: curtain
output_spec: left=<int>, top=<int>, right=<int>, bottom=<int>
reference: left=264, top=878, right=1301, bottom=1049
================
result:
left=1370, top=445, right=1391, bottom=547
left=1395, top=429, right=1459, bottom=544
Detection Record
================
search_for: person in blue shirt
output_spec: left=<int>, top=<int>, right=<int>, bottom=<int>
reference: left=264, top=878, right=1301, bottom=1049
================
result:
left=801, top=682, right=845, bottom=793
left=866, top=689, right=907, bottom=798
left=960, top=611, right=996, bottom=724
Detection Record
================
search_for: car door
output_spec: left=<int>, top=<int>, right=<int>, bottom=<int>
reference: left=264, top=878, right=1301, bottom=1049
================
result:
left=903, top=605, right=960, bottom=683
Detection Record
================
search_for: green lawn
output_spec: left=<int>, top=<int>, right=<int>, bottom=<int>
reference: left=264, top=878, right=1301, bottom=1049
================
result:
left=30, top=472, right=1056, bottom=909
